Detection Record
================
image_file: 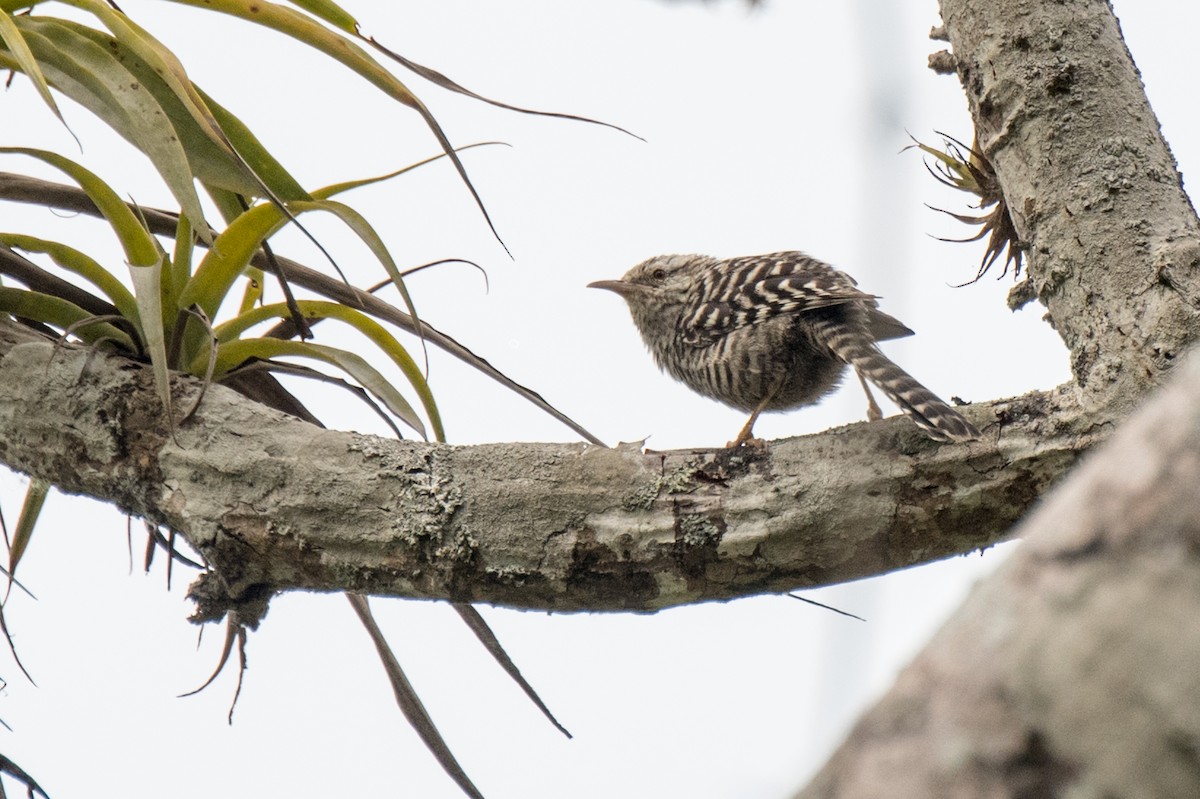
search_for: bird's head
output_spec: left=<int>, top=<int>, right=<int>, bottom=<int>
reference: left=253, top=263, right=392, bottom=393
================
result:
left=588, top=254, right=714, bottom=330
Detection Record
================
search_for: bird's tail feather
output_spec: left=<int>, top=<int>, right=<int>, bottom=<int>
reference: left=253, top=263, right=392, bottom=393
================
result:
left=816, top=319, right=981, bottom=442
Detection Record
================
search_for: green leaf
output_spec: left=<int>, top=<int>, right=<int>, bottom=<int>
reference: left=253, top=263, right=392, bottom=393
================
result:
left=162, top=0, right=421, bottom=109
left=204, top=183, right=253, bottom=224
left=170, top=213, right=195, bottom=309
left=0, top=9, right=68, bottom=130
left=183, top=199, right=413, bottom=321
left=197, top=85, right=309, bottom=203
left=161, top=0, right=508, bottom=251
left=0, top=286, right=135, bottom=349
left=8, top=478, right=49, bottom=578
left=294, top=198, right=422, bottom=342
left=0, top=0, right=41, bottom=12
left=237, top=268, right=265, bottom=315
left=210, top=337, right=427, bottom=438
left=0, top=148, right=159, bottom=267
left=178, top=202, right=288, bottom=321
left=0, top=233, right=139, bottom=323
left=128, top=253, right=174, bottom=420
left=8, top=17, right=214, bottom=241
left=209, top=299, right=442, bottom=440
left=284, top=0, right=357, bottom=35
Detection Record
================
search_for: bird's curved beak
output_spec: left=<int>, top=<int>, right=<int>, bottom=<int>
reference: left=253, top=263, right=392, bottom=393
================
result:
left=588, top=279, right=638, bottom=297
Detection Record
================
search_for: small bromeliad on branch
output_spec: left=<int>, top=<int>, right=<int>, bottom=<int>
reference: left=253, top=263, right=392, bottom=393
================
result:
left=909, top=131, right=1024, bottom=283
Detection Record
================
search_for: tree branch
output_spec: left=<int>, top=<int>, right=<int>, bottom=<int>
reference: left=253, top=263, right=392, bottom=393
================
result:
left=0, top=318, right=1095, bottom=621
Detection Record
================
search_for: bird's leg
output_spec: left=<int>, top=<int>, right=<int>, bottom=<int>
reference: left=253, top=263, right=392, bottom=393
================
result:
left=729, top=411, right=761, bottom=449
left=856, top=368, right=883, bottom=422
left=728, top=391, right=777, bottom=448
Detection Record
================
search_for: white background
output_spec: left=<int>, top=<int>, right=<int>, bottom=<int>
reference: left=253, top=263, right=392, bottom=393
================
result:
left=0, top=1, right=1194, bottom=797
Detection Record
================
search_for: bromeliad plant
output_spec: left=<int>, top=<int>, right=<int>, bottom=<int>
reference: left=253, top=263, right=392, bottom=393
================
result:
left=0, top=2, right=615, bottom=797
left=907, top=131, right=1025, bottom=285
left=0, top=147, right=444, bottom=442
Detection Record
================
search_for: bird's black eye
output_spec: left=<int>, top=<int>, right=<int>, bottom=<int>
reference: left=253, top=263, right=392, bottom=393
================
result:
left=651, top=268, right=667, bottom=281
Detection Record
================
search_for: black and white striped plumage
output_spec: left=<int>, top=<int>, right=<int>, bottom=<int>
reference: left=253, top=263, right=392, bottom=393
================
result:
left=589, top=251, right=980, bottom=444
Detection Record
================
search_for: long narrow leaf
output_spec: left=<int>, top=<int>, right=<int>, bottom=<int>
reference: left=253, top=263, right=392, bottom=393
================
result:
left=203, top=183, right=254, bottom=225
left=161, top=0, right=508, bottom=251
left=211, top=299, right=442, bottom=440
left=171, top=213, right=195, bottom=309
left=207, top=337, right=426, bottom=438
left=276, top=0, right=639, bottom=140
left=347, top=594, right=487, bottom=799
left=178, top=202, right=288, bottom=320
left=0, top=752, right=50, bottom=799
left=0, top=9, right=68, bottom=130
left=229, top=359, right=401, bottom=438
left=8, top=478, right=49, bottom=578
left=452, top=604, right=572, bottom=739
left=0, top=286, right=136, bottom=349
left=162, top=0, right=422, bottom=111
left=218, top=362, right=323, bottom=426
left=283, top=0, right=356, bottom=33
left=11, top=17, right=213, bottom=239
left=0, top=240, right=122, bottom=321
left=0, top=148, right=159, bottom=266
left=127, top=252, right=175, bottom=419
left=291, top=198, right=423, bottom=351
left=237, top=268, right=265, bottom=315
left=364, top=35, right=642, bottom=141
left=0, top=233, right=139, bottom=323
left=177, top=306, right=217, bottom=422
left=183, top=198, right=413, bottom=331
left=196, top=85, right=309, bottom=202
left=312, top=141, right=505, bottom=199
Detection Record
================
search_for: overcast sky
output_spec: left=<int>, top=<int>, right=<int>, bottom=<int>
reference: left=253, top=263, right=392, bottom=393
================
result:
left=1, top=1, right=1196, bottom=797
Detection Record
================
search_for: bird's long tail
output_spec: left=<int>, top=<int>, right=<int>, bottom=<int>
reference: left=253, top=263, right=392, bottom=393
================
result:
left=815, top=319, right=981, bottom=442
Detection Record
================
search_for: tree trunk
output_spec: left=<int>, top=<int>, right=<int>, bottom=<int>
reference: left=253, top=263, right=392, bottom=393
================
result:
left=793, top=1, right=1200, bottom=795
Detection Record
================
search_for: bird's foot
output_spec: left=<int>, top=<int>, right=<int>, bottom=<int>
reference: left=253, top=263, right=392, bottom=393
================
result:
left=725, top=433, right=768, bottom=450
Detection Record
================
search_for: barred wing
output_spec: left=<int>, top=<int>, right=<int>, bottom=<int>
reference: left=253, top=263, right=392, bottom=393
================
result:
left=681, top=251, right=880, bottom=343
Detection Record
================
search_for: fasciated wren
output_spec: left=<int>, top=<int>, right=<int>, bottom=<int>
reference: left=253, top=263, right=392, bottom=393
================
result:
left=589, top=251, right=980, bottom=446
